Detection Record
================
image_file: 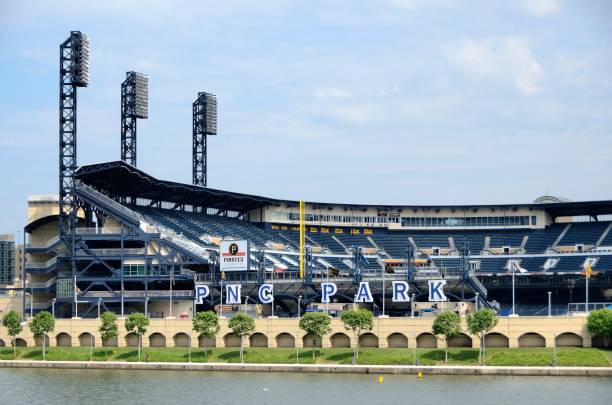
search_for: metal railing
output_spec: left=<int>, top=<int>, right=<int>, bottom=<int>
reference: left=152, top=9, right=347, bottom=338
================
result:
left=76, top=182, right=142, bottom=224
left=79, top=290, right=194, bottom=298
left=26, top=277, right=57, bottom=289
left=26, top=236, right=61, bottom=250
left=25, top=257, right=57, bottom=269
left=567, top=302, right=611, bottom=313
left=75, top=248, right=145, bottom=256
left=75, top=227, right=123, bottom=235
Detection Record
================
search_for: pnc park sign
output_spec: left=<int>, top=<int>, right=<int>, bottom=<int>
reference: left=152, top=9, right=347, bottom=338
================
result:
left=195, top=279, right=448, bottom=305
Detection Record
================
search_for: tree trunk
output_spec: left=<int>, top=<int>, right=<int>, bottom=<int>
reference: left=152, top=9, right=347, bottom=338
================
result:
left=12, top=338, right=16, bottom=358
left=310, top=337, right=317, bottom=359
left=480, top=334, right=485, bottom=366
left=240, top=338, right=244, bottom=363
left=444, top=337, right=448, bottom=363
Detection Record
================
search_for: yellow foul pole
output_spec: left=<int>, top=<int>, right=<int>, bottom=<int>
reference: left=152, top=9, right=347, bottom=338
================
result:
left=299, top=200, right=305, bottom=279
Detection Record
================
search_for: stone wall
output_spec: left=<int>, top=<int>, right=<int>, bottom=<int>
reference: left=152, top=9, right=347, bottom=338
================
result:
left=0, top=315, right=598, bottom=349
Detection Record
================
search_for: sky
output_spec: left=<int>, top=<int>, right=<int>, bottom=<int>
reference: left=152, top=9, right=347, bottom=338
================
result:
left=0, top=0, right=611, bottom=235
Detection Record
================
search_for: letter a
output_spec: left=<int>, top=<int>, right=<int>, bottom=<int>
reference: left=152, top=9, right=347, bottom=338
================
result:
left=354, top=282, right=373, bottom=303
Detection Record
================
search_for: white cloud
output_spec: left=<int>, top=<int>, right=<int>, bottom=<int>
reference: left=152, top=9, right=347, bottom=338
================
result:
left=314, top=87, right=352, bottom=100
left=516, top=0, right=561, bottom=17
left=448, top=37, right=543, bottom=95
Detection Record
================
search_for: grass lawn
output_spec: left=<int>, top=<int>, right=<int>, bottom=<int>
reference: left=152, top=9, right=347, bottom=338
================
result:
left=0, top=346, right=609, bottom=367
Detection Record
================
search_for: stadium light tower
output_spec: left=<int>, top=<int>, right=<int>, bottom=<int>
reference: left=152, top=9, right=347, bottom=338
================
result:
left=121, top=71, right=149, bottom=166
left=59, top=31, right=89, bottom=245
left=59, top=31, right=89, bottom=318
left=192, top=92, right=217, bottom=187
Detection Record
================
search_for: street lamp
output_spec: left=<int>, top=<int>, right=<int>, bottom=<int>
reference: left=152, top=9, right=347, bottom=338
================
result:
left=97, top=298, right=101, bottom=318
left=547, top=291, right=552, bottom=317
left=52, top=298, right=56, bottom=318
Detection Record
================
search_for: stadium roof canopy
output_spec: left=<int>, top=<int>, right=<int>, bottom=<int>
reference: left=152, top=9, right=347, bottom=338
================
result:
left=76, top=160, right=612, bottom=218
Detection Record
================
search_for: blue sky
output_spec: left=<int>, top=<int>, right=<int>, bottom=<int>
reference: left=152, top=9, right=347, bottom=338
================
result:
left=1, top=0, right=611, bottom=235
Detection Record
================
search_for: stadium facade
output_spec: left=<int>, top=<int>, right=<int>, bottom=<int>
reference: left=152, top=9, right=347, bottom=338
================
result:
left=23, top=160, right=612, bottom=318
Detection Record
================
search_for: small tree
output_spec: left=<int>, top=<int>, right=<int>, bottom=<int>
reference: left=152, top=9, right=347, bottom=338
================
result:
left=587, top=308, right=612, bottom=348
left=299, top=312, right=332, bottom=359
left=432, top=311, right=461, bottom=363
left=340, top=308, right=373, bottom=364
left=3, top=311, right=22, bottom=358
left=98, top=311, right=119, bottom=359
left=125, top=313, right=149, bottom=362
left=192, top=311, right=220, bottom=357
left=467, top=308, right=498, bottom=365
left=29, top=311, right=55, bottom=361
left=228, top=313, right=255, bottom=363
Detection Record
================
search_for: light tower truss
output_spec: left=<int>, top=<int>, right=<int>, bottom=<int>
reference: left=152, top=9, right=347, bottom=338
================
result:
left=59, top=31, right=89, bottom=244
left=192, top=92, right=217, bottom=187
left=58, top=30, right=89, bottom=317
left=121, top=71, right=149, bottom=166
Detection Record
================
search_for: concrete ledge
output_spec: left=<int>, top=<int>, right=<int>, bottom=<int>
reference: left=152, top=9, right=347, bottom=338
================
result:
left=0, top=360, right=610, bottom=377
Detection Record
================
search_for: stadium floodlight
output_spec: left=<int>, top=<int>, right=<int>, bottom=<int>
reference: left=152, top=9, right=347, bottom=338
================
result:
left=121, top=71, right=149, bottom=166
left=203, top=93, right=217, bottom=135
left=193, top=92, right=218, bottom=187
left=132, top=72, right=149, bottom=119
left=70, top=31, right=90, bottom=87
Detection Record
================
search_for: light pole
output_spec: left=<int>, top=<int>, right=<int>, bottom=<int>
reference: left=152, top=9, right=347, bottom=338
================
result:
left=145, top=297, right=149, bottom=317
left=412, top=332, right=417, bottom=366
left=552, top=332, right=557, bottom=367
left=188, top=335, right=192, bottom=363
left=475, top=292, right=479, bottom=311
left=52, top=298, right=56, bottom=318
left=90, top=333, right=93, bottom=361
left=379, top=250, right=386, bottom=317
left=29, top=293, right=33, bottom=318
left=296, top=295, right=302, bottom=364
left=97, top=298, right=101, bottom=318
left=410, top=294, right=415, bottom=318
left=547, top=291, right=552, bottom=317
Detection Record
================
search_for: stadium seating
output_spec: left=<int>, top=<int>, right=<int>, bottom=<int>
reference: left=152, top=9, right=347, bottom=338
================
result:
left=125, top=205, right=611, bottom=277
left=523, top=224, right=565, bottom=253
left=556, top=221, right=610, bottom=246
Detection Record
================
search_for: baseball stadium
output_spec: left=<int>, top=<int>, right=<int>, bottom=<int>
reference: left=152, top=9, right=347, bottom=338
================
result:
left=6, top=31, right=610, bottom=353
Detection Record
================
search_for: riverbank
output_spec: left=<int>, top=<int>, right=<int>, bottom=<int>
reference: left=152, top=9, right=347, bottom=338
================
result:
left=0, top=359, right=611, bottom=377
left=1, top=347, right=611, bottom=367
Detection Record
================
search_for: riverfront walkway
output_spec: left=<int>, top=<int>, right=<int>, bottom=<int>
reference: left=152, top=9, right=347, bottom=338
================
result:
left=1, top=360, right=610, bottom=377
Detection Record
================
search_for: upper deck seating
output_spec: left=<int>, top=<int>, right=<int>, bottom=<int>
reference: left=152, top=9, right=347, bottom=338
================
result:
left=557, top=221, right=610, bottom=246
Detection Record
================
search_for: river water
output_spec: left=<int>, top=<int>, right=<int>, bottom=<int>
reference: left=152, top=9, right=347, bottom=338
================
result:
left=0, top=368, right=609, bottom=405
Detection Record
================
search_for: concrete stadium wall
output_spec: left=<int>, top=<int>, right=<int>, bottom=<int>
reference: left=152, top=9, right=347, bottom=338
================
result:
left=0, top=316, right=598, bottom=349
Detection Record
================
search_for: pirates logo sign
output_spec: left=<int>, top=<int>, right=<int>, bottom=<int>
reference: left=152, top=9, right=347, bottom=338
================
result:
left=219, top=240, right=249, bottom=271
